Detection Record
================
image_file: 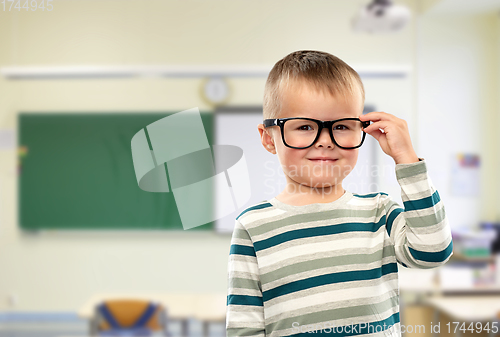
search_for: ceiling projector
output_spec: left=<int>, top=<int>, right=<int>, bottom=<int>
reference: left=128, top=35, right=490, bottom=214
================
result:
left=352, top=0, right=411, bottom=33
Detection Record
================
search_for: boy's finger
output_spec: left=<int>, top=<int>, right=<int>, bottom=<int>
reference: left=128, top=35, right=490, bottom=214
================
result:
left=363, top=120, right=388, bottom=134
left=360, top=111, right=393, bottom=122
left=368, top=129, right=383, bottom=141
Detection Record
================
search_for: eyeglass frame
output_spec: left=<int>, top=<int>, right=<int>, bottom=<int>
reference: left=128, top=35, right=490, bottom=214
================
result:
left=263, top=117, right=371, bottom=149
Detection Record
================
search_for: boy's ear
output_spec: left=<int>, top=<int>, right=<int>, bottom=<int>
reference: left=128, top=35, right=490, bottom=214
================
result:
left=257, top=124, right=277, bottom=154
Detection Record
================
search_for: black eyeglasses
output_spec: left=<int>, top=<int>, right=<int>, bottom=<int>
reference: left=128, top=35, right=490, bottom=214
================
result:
left=263, top=117, right=371, bottom=149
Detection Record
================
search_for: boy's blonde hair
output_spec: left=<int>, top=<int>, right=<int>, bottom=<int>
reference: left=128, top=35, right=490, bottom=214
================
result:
left=263, top=50, right=365, bottom=124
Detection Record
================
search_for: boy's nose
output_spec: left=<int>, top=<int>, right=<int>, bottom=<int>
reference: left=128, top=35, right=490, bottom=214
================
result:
left=314, top=128, right=335, bottom=148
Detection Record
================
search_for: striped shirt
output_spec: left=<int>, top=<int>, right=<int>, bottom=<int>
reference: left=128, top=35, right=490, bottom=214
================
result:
left=226, top=158, right=453, bottom=337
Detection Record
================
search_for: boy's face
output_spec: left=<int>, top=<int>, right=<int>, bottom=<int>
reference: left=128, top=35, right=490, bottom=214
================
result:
left=258, top=81, right=363, bottom=191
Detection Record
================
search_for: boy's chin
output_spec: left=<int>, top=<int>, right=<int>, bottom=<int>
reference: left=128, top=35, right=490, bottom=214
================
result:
left=300, top=179, right=343, bottom=189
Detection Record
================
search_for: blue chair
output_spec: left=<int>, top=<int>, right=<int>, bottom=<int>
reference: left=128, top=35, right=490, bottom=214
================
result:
left=92, top=299, right=168, bottom=336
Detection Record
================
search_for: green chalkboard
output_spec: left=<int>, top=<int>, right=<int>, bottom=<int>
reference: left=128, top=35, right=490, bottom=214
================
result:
left=18, top=112, right=214, bottom=230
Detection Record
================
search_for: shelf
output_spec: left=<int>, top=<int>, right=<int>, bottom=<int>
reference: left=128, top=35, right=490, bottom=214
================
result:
left=450, top=251, right=495, bottom=263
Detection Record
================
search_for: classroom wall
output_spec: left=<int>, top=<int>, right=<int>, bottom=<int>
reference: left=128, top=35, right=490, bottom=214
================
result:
left=0, top=0, right=497, bottom=312
left=496, top=12, right=500, bottom=223
left=496, top=11, right=500, bottom=222
left=416, top=11, right=500, bottom=227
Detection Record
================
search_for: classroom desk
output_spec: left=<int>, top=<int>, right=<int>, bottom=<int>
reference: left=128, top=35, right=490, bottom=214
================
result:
left=424, top=295, right=500, bottom=337
left=78, top=292, right=227, bottom=337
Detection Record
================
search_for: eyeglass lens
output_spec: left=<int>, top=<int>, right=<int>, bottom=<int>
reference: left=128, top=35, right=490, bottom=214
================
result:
left=283, top=119, right=364, bottom=148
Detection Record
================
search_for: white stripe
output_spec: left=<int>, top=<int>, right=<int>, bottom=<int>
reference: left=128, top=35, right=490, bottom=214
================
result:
left=258, top=231, right=386, bottom=268
left=252, top=215, right=388, bottom=242
left=391, top=209, right=447, bottom=237
left=240, top=208, right=287, bottom=228
left=332, top=306, right=400, bottom=332
left=265, top=278, right=398, bottom=319
left=228, top=288, right=262, bottom=297
left=262, top=256, right=396, bottom=291
left=231, top=238, right=253, bottom=246
left=406, top=220, right=451, bottom=247
left=391, top=215, right=451, bottom=248
left=400, top=177, right=432, bottom=195
left=228, top=259, right=259, bottom=275
left=348, top=197, right=380, bottom=207
left=226, top=308, right=264, bottom=324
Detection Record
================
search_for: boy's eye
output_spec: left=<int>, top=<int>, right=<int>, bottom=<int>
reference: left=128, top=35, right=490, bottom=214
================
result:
left=297, top=124, right=314, bottom=131
left=333, top=124, right=349, bottom=130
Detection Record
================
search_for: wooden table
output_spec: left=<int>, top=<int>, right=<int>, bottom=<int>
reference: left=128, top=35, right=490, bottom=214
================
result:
left=425, top=295, right=500, bottom=337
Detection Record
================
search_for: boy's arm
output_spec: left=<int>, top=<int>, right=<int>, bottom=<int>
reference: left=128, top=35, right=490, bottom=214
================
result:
left=385, top=158, right=453, bottom=268
left=226, top=219, right=266, bottom=337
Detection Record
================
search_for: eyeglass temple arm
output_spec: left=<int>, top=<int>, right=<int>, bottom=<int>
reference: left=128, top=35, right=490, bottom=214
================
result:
left=263, top=119, right=278, bottom=127
left=361, top=120, right=371, bottom=128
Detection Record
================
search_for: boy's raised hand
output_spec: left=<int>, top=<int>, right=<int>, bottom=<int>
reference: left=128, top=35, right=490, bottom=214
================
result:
left=359, top=111, right=419, bottom=165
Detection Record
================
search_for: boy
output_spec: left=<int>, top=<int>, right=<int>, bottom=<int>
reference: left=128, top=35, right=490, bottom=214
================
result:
left=226, top=50, right=452, bottom=337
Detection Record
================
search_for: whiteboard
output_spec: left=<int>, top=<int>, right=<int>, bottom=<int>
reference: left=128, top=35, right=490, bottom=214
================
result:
left=213, top=106, right=379, bottom=234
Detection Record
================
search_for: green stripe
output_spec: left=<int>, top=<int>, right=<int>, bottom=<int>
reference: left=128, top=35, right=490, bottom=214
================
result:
left=266, top=294, right=399, bottom=334
left=352, top=192, right=388, bottom=198
left=248, top=208, right=386, bottom=237
left=406, top=219, right=449, bottom=235
left=230, top=244, right=256, bottom=257
left=233, top=228, right=251, bottom=240
left=227, top=294, right=263, bottom=306
left=254, top=217, right=386, bottom=252
left=230, top=277, right=261, bottom=290
left=404, top=206, right=446, bottom=228
left=400, top=238, right=420, bottom=268
left=236, top=203, right=273, bottom=220
left=403, top=190, right=441, bottom=211
left=260, top=245, right=394, bottom=284
left=396, top=161, right=427, bottom=179
left=403, top=248, right=419, bottom=268
left=227, top=327, right=264, bottom=337
left=409, top=240, right=453, bottom=263
left=386, top=206, right=403, bottom=236
left=288, top=312, right=400, bottom=336
left=262, top=263, right=397, bottom=302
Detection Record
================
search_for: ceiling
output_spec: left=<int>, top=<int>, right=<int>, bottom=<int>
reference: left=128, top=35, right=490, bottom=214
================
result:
left=425, top=0, right=500, bottom=15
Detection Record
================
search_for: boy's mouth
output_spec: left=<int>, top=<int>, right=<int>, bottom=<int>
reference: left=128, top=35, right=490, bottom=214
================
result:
left=308, top=158, right=338, bottom=163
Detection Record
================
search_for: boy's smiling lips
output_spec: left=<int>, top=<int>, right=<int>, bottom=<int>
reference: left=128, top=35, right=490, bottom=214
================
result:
left=308, top=157, right=339, bottom=162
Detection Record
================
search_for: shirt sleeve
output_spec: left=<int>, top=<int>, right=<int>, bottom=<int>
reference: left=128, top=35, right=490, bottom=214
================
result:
left=384, top=158, right=453, bottom=269
left=226, top=219, right=266, bottom=337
